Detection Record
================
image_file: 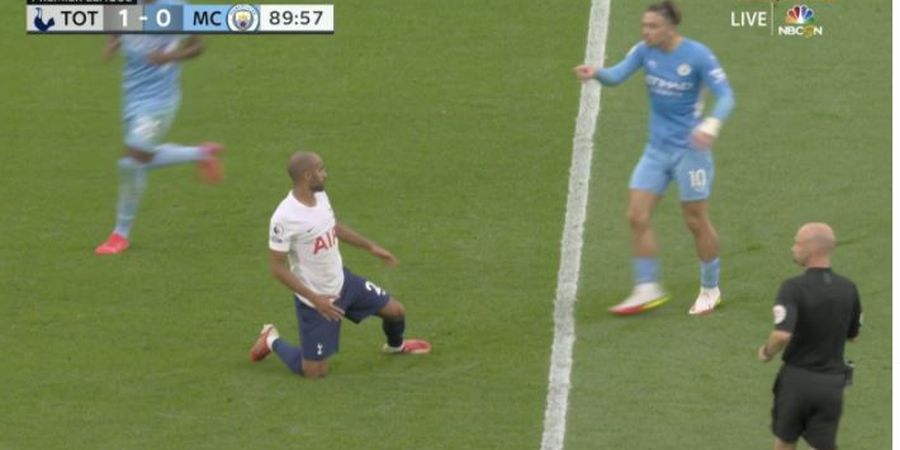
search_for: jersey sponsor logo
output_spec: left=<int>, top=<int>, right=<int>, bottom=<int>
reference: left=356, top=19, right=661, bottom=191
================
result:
left=773, top=305, right=787, bottom=325
left=677, top=63, right=692, bottom=76
left=312, top=227, right=338, bottom=255
left=645, top=74, right=694, bottom=96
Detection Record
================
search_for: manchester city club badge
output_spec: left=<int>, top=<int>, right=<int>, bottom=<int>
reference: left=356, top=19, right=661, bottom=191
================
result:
left=227, top=4, right=260, bottom=32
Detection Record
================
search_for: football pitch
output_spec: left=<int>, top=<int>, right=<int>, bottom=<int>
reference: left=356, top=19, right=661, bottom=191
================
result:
left=1, top=0, right=891, bottom=449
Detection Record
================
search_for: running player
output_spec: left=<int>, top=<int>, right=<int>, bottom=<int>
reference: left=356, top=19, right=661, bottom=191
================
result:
left=574, top=0, right=735, bottom=315
left=95, top=0, right=224, bottom=255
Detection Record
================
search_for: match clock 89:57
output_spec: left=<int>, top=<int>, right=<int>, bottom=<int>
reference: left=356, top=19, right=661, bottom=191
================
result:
left=258, top=5, right=334, bottom=33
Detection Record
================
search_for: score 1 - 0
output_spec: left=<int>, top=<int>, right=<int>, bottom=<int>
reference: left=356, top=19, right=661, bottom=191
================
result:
left=107, top=5, right=183, bottom=33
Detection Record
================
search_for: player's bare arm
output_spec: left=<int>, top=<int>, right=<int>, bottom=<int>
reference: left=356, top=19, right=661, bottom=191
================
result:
left=269, top=250, right=344, bottom=321
left=147, top=35, right=204, bottom=65
left=758, top=330, right=791, bottom=362
left=102, top=35, right=120, bottom=62
left=335, top=221, right=398, bottom=266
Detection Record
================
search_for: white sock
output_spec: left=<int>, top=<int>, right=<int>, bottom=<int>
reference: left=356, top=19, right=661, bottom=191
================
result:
left=265, top=327, right=280, bottom=350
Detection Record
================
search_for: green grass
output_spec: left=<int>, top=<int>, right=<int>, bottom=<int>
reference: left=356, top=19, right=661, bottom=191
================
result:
left=0, top=1, right=890, bottom=449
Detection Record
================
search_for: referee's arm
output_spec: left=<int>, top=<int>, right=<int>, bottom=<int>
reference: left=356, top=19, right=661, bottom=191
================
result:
left=758, top=330, right=791, bottom=362
left=847, top=286, right=863, bottom=342
left=759, top=281, right=797, bottom=362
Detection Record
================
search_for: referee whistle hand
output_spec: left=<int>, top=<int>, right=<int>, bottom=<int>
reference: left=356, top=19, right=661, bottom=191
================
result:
left=311, top=294, right=344, bottom=322
left=574, top=65, right=596, bottom=82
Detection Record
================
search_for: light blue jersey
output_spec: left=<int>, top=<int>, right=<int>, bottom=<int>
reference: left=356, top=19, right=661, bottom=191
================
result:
left=120, top=0, right=186, bottom=118
left=596, top=38, right=734, bottom=151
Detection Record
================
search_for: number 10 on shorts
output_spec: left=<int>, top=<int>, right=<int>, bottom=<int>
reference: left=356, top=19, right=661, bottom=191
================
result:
left=689, top=169, right=707, bottom=188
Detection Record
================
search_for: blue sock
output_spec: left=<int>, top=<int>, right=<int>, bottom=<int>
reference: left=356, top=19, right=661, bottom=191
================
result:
left=701, top=258, right=721, bottom=288
left=382, top=317, right=405, bottom=348
left=633, top=257, right=660, bottom=285
left=145, top=143, right=203, bottom=170
left=113, top=157, right=148, bottom=238
left=272, top=339, right=303, bottom=375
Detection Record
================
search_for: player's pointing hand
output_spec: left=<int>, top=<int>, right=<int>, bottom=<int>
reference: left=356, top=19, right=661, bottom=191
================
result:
left=574, top=65, right=596, bottom=82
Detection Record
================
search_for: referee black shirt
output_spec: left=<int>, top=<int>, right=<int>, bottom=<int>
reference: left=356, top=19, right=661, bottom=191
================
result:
left=773, top=268, right=862, bottom=374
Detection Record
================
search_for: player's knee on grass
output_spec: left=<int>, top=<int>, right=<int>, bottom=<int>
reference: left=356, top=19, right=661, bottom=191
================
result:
left=378, top=298, right=405, bottom=320
left=302, top=360, right=328, bottom=379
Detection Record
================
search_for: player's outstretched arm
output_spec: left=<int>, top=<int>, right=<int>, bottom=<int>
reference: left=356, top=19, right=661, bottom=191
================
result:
left=148, top=36, right=205, bottom=66
left=573, top=43, right=644, bottom=86
left=269, top=250, right=344, bottom=321
left=335, top=221, right=398, bottom=266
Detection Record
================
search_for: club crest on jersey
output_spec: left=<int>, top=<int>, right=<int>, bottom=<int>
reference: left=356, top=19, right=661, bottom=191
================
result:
left=313, top=228, right=338, bottom=255
left=677, top=63, right=692, bottom=76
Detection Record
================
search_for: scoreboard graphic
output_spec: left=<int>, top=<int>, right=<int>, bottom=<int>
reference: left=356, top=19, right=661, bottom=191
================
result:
left=26, top=2, right=334, bottom=34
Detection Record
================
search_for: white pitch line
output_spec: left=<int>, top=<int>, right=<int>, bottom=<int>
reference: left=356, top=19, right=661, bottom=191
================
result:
left=539, top=0, right=611, bottom=449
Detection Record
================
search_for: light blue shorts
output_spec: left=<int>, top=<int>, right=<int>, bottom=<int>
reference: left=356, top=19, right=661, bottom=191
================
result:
left=123, top=106, right=178, bottom=152
left=629, top=144, right=715, bottom=202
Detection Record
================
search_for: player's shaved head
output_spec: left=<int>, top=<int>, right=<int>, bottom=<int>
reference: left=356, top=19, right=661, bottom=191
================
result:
left=288, top=152, right=322, bottom=183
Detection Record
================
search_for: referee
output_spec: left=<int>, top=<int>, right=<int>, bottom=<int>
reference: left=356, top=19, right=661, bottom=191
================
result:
left=757, top=223, right=862, bottom=450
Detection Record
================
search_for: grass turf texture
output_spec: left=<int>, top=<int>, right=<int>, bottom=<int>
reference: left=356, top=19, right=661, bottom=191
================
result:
left=0, top=0, right=890, bottom=449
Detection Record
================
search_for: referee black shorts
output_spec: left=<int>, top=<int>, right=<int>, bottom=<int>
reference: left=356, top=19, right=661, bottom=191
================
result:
left=771, top=364, right=847, bottom=450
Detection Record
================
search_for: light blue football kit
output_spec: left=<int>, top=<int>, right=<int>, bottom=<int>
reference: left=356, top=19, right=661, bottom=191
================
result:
left=108, top=0, right=209, bottom=241
left=596, top=38, right=734, bottom=202
left=121, top=32, right=184, bottom=151
left=595, top=38, right=734, bottom=289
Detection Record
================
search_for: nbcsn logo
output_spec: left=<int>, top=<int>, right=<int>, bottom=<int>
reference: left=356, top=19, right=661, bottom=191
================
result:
left=779, top=4, right=823, bottom=38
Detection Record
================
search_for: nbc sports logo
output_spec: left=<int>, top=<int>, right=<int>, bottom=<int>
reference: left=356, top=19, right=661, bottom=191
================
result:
left=785, top=4, right=814, bottom=25
left=778, top=4, right=823, bottom=38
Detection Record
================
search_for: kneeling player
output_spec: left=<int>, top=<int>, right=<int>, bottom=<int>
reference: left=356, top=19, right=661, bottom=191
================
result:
left=249, top=152, right=430, bottom=378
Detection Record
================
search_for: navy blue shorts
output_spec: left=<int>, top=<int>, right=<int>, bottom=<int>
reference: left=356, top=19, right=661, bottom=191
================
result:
left=294, top=267, right=391, bottom=361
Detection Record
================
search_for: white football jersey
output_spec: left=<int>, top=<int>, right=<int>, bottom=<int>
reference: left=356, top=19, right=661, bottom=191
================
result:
left=269, top=191, right=344, bottom=306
